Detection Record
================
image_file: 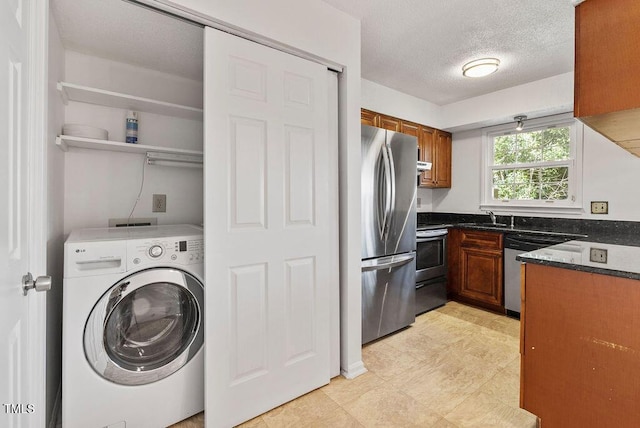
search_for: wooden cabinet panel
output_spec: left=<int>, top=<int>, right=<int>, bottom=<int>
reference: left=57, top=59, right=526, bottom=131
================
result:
left=460, top=229, right=502, bottom=250
left=575, top=0, right=640, bottom=117
left=400, top=121, right=420, bottom=137
left=459, top=247, right=503, bottom=308
left=574, top=0, right=640, bottom=155
left=417, top=128, right=451, bottom=189
left=448, top=229, right=504, bottom=313
left=418, top=126, right=435, bottom=187
left=378, top=115, right=401, bottom=131
left=521, top=264, right=640, bottom=426
left=361, top=109, right=378, bottom=127
left=434, top=130, right=451, bottom=188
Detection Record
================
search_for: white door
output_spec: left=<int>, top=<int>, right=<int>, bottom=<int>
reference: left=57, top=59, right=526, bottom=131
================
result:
left=204, top=28, right=334, bottom=427
left=0, top=0, right=47, bottom=427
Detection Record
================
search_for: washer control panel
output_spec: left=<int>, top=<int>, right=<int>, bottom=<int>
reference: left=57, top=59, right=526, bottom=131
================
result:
left=129, top=237, right=204, bottom=266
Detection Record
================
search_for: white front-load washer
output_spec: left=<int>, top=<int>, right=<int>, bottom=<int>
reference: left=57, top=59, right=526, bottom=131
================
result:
left=63, top=225, right=204, bottom=428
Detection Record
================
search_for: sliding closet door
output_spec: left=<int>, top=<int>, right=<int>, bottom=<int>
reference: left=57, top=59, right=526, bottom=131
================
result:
left=203, top=27, right=333, bottom=427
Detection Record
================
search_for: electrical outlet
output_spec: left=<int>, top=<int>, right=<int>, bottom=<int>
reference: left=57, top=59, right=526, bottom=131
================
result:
left=589, top=247, right=608, bottom=264
left=152, top=194, right=166, bottom=213
left=590, top=201, right=608, bottom=214
left=417, top=197, right=422, bottom=208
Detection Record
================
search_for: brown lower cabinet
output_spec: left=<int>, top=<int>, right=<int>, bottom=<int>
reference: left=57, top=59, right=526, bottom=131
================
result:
left=521, top=263, right=640, bottom=426
left=447, top=228, right=504, bottom=314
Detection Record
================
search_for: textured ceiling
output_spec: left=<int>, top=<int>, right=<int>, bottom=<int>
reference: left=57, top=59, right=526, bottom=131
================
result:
left=51, top=0, right=203, bottom=81
left=321, top=0, right=575, bottom=105
left=52, top=0, right=575, bottom=106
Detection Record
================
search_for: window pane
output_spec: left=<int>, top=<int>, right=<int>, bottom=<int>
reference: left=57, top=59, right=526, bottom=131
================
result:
left=492, top=166, right=569, bottom=201
left=494, top=135, right=517, bottom=165
left=513, top=182, right=539, bottom=200
left=516, top=133, right=541, bottom=163
left=493, top=126, right=571, bottom=166
left=492, top=170, right=512, bottom=199
left=541, top=128, right=570, bottom=161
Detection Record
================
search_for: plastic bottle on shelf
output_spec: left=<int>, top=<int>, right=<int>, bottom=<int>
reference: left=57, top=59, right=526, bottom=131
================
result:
left=126, top=110, right=138, bottom=144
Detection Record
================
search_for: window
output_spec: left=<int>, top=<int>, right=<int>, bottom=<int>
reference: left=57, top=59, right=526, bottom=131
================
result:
left=482, top=114, right=583, bottom=213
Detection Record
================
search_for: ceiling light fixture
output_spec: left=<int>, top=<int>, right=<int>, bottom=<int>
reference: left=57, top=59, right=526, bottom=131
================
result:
left=462, top=58, right=500, bottom=78
left=514, top=115, right=527, bottom=131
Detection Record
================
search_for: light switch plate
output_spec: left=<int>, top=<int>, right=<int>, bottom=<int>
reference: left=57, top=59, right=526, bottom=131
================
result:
left=590, top=201, right=608, bottom=214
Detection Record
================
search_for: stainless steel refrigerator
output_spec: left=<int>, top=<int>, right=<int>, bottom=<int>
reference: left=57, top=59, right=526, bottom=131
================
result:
left=361, top=124, right=417, bottom=344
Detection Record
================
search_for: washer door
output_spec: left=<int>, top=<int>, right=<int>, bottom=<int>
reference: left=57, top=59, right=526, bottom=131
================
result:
left=84, top=268, right=203, bottom=385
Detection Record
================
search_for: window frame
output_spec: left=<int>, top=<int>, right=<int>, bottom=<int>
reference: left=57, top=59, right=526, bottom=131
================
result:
left=480, top=113, right=584, bottom=214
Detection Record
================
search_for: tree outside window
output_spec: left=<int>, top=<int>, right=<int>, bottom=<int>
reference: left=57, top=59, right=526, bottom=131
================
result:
left=491, top=127, right=572, bottom=202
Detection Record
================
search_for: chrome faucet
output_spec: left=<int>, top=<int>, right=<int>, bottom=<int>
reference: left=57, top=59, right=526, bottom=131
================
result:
left=486, top=210, right=496, bottom=225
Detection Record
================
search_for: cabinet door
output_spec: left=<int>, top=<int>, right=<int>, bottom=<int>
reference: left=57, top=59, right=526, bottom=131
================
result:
left=400, top=121, right=420, bottom=163
left=361, top=109, right=378, bottom=127
left=575, top=0, right=640, bottom=118
left=434, top=130, right=451, bottom=188
left=459, top=247, right=503, bottom=309
left=418, top=126, right=435, bottom=187
left=378, top=114, right=401, bottom=131
left=400, top=121, right=420, bottom=137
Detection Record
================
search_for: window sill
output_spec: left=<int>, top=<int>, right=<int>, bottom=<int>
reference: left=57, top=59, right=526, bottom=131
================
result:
left=479, top=203, right=585, bottom=216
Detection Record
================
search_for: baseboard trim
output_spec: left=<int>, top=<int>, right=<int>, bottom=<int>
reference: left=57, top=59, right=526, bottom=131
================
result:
left=48, top=383, right=62, bottom=428
left=340, top=360, right=367, bottom=379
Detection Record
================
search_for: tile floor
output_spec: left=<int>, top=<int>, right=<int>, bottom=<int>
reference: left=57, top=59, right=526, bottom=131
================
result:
left=171, top=302, right=538, bottom=427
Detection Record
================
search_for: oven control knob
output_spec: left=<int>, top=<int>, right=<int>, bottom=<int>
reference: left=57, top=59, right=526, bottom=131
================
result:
left=149, top=245, right=164, bottom=258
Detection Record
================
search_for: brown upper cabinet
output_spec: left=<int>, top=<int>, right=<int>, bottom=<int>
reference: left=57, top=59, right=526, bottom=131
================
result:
left=360, top=109, right=452, bottom=188
left=378, top=115, right=401, bottom=132
left=360, top=109, right=378, bottom=127
left=574, top=0, right=640, bottom=156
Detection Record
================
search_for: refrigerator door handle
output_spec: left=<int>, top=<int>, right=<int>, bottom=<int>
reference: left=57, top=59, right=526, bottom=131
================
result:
left=361, top=253, right=415, bottom=272
left=379, top=141, right=393, bottom=240
left=385, top=140, right=396, bottom=241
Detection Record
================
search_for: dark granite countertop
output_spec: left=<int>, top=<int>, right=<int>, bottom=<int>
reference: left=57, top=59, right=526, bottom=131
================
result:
left=418, top=212, right=640, bottom=278
left=516, top=240, right=640, bottom=280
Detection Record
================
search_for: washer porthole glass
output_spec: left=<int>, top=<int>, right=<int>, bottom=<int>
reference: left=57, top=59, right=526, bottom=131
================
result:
left=84, top=268, right=204, bottom=385
left=104, top=281, right=199, bottom=372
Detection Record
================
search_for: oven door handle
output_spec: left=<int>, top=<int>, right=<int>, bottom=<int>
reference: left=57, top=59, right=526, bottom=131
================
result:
left=361, top=253, right=415, bottom=272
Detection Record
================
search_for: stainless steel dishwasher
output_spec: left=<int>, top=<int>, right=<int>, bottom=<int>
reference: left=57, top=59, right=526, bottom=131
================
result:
left=504, top=234, right=573, bottom=318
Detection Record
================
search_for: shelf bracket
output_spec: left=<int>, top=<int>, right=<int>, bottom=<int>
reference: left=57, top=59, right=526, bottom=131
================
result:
left=55, top=136, right=69, bottom=152
left=57, top=82, right=69, bottom=105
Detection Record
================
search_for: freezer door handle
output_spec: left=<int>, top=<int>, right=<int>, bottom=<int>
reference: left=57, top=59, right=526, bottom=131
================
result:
left=361, top=253, right=415, bottom=272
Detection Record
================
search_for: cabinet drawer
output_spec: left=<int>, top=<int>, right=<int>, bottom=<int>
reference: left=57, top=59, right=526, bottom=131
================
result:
left=460, top=229, right=503, bottom=250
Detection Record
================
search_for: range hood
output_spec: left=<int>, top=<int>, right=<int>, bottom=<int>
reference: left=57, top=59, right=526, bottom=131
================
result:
left=417, top=161, right=432, bottom=175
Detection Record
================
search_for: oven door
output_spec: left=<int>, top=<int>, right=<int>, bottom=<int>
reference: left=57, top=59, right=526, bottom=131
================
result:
left=416, top=232, right=447, bottom=282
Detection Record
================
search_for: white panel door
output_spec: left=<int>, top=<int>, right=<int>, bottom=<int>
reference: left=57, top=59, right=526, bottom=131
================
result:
left=204, top=28, right=333, bottom=427
left=0, top=0, right=46, bottom=427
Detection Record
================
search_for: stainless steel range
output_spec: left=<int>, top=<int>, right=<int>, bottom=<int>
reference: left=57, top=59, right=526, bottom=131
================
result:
left=415, top=225, right=448, bottom=314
